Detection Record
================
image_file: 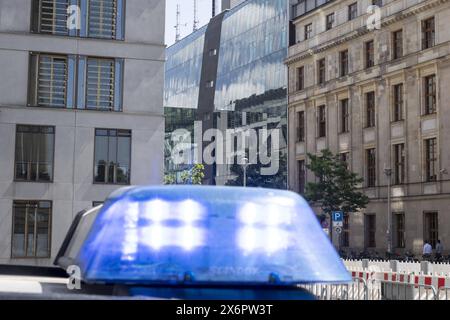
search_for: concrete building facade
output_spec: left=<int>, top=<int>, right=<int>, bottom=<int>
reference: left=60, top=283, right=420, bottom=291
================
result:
left=287, top=0, right=450, bottom=255
left=0, top=0, right=165, bottom=266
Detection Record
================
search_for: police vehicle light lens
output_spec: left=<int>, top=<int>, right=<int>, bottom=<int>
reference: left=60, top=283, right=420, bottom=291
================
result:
left=75, top=186, right=351, bottom=285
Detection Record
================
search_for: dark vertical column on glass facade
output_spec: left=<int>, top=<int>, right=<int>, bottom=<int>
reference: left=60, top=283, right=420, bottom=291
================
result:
left=197, top=12, right=225, bottom=115
left=197, top=12, right=226, bottom=185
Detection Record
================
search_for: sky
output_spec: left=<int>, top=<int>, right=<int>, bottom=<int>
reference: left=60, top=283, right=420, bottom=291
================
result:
left=165, top=0, right=219, bottom=46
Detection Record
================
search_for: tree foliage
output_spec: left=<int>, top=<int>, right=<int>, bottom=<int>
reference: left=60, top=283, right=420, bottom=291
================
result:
left=304, top=149, right=369, bottom=215
left=164, top=164, right=205, bottom=185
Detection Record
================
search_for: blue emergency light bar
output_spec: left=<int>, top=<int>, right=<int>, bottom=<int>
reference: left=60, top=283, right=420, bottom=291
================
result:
left=71, top=186, right=350, bottom=286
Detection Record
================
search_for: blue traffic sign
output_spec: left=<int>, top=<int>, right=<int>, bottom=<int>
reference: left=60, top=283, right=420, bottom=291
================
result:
left=332, top=211, right=344, bottom=222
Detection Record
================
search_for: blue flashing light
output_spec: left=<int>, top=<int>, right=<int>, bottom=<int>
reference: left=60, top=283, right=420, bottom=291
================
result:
left=76, top=186, right=351, bottom=285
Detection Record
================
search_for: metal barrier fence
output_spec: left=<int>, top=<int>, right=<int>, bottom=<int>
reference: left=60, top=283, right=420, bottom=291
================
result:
left=300, top=276, right=381, bottom=300
left=302, top=260, right=450, bottom=300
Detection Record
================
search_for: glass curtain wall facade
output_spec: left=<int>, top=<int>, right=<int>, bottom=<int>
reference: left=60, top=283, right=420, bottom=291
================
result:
left=165, top=0, right=288, bottom=188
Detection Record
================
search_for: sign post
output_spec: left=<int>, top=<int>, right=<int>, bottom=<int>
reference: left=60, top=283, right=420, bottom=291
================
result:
left=332, top=211, right=344, bottom=250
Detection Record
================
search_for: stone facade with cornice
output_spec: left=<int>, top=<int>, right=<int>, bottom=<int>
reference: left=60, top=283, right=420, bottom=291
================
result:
left=287, top=0, right=450, bottom=255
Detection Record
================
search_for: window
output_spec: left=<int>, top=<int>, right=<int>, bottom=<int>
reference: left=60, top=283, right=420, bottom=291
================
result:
left=317, top=105, right=326, bottom=138
left=364, top=214, right=376, bottom=248
left=15, top=125, right=55, bottom=182
left=393, top=143, right=405, bottom=185
left=394, top=213, right=405, bottom=249
left=422, top=17, right=435, bottom=50
left=367, top=148, right=376, bottom=187
left=31, top=0, right=70, bottom=35
left=326, top=13, right=334, bottom=31
left=424, top=75, right=436, bottom=115
left=12, top=200, right=51, bottom=258
left=424, top=212, right=438, bottom=248
left=317, top=58, right=326, bottom=85
left=372, top=0, right=382, bottom=7
left=425, top=138, right=437, bottom=182
left=297, top=111, right=305, bottom=142
left=366, top=91, right=376, bottom=128
left=28, top=53, right=68, bottom=108
left=340, top=152, right=350, bottom=170
left=29, top=53, right=123, bottom=111
left=340, top=50, right=349, bottom=77
left=298, top=160, right=306, bottom=194
left=304, top=23, right=312, bottom=40
left=88, top=0, right=120, bottom=39
left=341, top=213, right=350, bottom=248
left=392, top=83, right=403, bottom=122
left=392, top=30, right=403, bottom=60
left=340, top=99, right=350, bottom=133
left=348, top=3, right=358, bottom=21
left=365, top=40, right=375, bottom=68
left=31, top=0, right=125, bottom=40
left=296, top=66, right=304, bottom=91
left=94, top=129, right=131, bottom=185
left=86, top=58, right=121, bottom=110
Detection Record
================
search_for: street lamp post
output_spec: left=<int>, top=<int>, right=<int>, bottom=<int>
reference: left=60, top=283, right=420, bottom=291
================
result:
left=384, top=168, right=392, bottom=256
left=243, top=157, right=249, bottom=187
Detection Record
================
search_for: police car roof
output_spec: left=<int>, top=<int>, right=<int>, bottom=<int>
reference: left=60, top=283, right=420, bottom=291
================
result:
left=56, top=186, right=351, bottom=286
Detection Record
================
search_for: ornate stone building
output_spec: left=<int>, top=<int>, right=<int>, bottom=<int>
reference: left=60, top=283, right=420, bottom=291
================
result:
left=287, top=0, right=450, bottom=254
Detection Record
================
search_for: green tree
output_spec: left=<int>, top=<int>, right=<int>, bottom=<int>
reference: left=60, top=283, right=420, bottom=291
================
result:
left=163, top=173, right=177, bottom=185
left=189, top=164, right=205, bottom=185
left=164, top=164, right=205, bottom=185
left=304, top=149, right=369, bottom=219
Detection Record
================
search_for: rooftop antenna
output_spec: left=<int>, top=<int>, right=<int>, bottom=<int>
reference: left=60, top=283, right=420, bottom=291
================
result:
left=174, top=4, right=187, bottom=43
left=193, top=0, right=199, bottom=31
left=212, top=0, right=216, bottom=17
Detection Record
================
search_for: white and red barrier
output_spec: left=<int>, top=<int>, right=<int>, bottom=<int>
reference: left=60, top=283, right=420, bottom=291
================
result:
left=348, top=268, right=450, bottom=300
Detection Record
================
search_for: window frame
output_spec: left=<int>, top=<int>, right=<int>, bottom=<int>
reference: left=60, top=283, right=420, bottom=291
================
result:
left=365, top=91, right=376, bottom=128
left=424, top=138, right=437, bottom=182
left=11, top=200, right=52, bottom=259
left=31, top=0, right=126, bottom=41
left=366, top=148, right=376, bottom=187
left=422, top=17, right=435, bottom=50
left=392, top=83, right=404, bottom=122
left=14, top=124, right=56, bottom=183
left=392, top=29, right=403, bottom=60
left=297, top=111, right=305, bottom=142
left=365, top=40, right=375, bottom=69
left=304, top=23, right=312, bottom=40
left=325, top=12, right=335, bottom=31
left=317, top=105, right=326, bottom=138
left=317, top=58, right=326, bottom=85
left=93, top=128, right=132, bottom=185
left=348, top=2, right=358, bottom=21
left=340, top=152, right=350, bottom=170
left=364, top=214, right=376, bottom=249
left=340, top=98, right=350, bottom=133
left=424, top=211, right=439, bottom=248
left=394, top=213, right=405, bottom=249
left=28, top=53, right=124, bottom=112
left=339, top=50, right=349, bottom=77
left=424, top=74, right=437, bottom=115
left=393, top=143, right=405, bottom=185
left=296, top=66, right=305, bottom=91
